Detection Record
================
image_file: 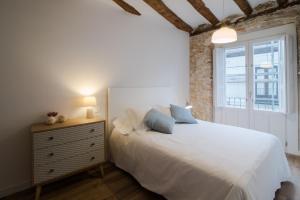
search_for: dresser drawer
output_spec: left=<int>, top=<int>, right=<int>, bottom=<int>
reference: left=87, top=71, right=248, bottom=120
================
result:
left=33, top=122, right=104, bottom=150
left=34, top=135, right=104, bottom=166
left=34, top=149, right=104, bottom=184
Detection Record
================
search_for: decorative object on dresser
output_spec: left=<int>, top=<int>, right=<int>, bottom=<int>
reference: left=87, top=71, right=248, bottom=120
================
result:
left=31, top=117, right=106, bottom=200
left=81, top=96, right=97, bottom=119
left=45, top=112, right=58, bottom=125
left=57, top=115, right=67, bottom=123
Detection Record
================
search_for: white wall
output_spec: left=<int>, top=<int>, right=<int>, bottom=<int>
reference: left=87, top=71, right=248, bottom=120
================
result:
left=0, top=0, right=189, bottom=196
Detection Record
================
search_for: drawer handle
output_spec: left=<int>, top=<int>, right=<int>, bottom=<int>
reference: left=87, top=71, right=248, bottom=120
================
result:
left=90, top=156, right=95, bottom=161
left=48, top=136, right=54, bottom=141
left=90, top=129, right=95, bottom=133
left=48, top=169, right=55, bottom=174
left=90, top=143, right=95, bottom=147
left=48, top=152, right=54, bottom=157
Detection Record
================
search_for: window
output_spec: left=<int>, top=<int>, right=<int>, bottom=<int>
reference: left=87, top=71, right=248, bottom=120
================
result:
left=224, top=47, right=246, bottom=108
left=256, top=82, right=265, bottom=95
left=213, top=24, right=298, bottom=153
left=252, top=39, right=284, bottom=112
left=215, top=36, right=286, bottom=113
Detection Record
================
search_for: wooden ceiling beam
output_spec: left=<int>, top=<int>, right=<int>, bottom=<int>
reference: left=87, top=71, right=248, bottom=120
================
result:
left=143, top=0, right=193, bottom=33
left=187, top=0, right=219, bottom=25
left=277, top=0, right=288, bottom=7
left=112, top=0, right=141, bottom=16
left=233, top=0, right=253, bottom=16
left=192, top=1, right=300, bottom=36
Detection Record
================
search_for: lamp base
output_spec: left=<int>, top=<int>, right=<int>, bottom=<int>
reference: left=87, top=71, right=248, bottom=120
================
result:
left=86, top=108, right=94, bottom=119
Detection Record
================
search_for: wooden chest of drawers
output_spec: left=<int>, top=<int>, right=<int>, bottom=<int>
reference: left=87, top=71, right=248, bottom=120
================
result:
left=31, top=117, right=105, bottom=200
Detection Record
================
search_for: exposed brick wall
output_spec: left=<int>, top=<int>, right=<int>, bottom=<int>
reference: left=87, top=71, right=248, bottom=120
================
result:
left=190, top=4, right=300, bottom=121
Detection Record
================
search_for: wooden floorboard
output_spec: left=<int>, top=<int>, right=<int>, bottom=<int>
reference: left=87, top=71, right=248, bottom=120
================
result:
left=2, top=156, right=300, bottom=200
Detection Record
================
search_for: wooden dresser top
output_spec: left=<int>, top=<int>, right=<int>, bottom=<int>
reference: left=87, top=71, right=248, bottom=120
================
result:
left=31, top=117, right=105, bottom=133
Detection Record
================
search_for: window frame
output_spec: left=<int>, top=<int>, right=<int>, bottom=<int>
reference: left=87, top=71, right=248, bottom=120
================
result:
left=223, top=44, right=248, bottom=109
left=214, top=35, right=287, bottom=113
left=249, top=35, right=286, bottom=113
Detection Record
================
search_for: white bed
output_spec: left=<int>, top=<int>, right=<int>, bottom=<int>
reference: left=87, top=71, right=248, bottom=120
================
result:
left=108, top=87, right=291, bottom=200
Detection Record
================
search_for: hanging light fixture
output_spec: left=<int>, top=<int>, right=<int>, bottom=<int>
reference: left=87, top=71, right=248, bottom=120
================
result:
left=211, top=0, right=237, bottom=44
left=211, top=27, right=237, bottom=43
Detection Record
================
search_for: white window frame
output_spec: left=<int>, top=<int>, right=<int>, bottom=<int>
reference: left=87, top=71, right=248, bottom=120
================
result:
left=215, top=41, right=249, bottom=109
left=214, top=24, right=297, bottom=114
left=250, top=35, right=286, bottom=113
left=223, top=45, right=248, bottom=109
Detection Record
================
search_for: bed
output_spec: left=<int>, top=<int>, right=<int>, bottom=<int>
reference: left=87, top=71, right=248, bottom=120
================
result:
left=107, top=87, right=291, bottom=200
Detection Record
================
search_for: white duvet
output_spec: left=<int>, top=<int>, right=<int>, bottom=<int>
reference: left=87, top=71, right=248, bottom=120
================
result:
left=110, top=120, right=291, bottom=200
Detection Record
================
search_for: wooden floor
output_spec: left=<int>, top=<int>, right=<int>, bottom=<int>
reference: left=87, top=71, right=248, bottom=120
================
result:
left=3, top=155, right=300, bottom=200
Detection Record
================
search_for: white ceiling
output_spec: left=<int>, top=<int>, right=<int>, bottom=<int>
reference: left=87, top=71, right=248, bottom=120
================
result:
left=101, top=0, right=274, bottom=29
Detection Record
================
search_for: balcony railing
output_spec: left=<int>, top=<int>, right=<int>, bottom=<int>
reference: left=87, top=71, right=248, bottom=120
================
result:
left=226, top=96, right=279, bottom=111
left=226, top=97, right=246, bottom=108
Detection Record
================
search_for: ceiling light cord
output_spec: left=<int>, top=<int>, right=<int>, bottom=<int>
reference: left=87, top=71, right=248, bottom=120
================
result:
left=222, top=0, right=224, bottom=20
left=211, top=0, right=237, bottom=44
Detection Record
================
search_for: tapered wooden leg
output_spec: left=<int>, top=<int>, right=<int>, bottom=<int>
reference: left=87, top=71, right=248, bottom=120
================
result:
left=35, top=185, right=42, bottom=200
left=100, top=165, right=104, bottom=178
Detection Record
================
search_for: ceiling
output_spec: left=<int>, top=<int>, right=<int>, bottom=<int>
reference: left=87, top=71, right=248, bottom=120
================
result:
left=101, top=0, right=275, bottom=30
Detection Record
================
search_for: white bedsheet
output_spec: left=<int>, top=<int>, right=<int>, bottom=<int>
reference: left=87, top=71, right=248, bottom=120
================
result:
left=110, top=120, right=291, bottom=200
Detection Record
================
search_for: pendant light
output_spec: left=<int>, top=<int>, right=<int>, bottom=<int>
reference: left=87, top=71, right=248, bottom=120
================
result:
left=211, top=0, right=237, bottom=44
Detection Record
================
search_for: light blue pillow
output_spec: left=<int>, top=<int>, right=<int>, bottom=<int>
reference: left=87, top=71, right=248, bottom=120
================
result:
left=144, top=109, right=175, bottom=134
left=170, top=104, right=198, bottom=124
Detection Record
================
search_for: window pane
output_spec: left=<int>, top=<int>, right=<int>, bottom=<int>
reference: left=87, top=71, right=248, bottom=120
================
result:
left=256, top=83, right=265, bottom=95
left=225, top=47, right=246, bottom=108
left=253, top=39, right=283, bottom=112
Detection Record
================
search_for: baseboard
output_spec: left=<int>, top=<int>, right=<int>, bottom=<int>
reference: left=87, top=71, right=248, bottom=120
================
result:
left=0, top=180, right=31, bottom=198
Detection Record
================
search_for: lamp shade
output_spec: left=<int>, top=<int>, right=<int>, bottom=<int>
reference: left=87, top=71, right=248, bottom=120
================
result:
left=82, top=96, right=96, bottom=107
left=211, top=27, right=237, bottom=44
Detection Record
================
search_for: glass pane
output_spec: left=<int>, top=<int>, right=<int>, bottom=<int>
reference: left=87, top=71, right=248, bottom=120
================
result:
left=224, top=46, right=246, bottom=108
left=252, top=39, right=283, bottom=112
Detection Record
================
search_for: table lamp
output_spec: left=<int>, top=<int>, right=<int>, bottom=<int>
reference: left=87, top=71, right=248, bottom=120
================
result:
left=82, top=96, right=97, bottom=119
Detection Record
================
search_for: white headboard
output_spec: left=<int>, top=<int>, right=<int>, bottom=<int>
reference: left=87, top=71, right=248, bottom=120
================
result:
left=107, top=87, right=177, bottom=132
left=106, top=87, right=177, bottom=160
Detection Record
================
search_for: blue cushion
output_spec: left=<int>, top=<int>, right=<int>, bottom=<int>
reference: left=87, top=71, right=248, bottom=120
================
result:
left=144, top=109, right=175, bottom=134
left=170, top=104, right=197, bottom=124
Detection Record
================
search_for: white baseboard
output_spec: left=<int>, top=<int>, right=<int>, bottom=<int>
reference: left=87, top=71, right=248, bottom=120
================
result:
left=0, top=180, right=31, bottom=198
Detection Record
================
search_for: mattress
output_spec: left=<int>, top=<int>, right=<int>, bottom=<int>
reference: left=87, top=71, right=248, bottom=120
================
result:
left=109, top=120, right=291, bottom=200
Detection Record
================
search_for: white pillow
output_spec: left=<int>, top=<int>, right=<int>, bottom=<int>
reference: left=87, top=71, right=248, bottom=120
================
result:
left=113, top=108, right=148, bottom=135
left=127, top=108, right=149, bottom=131
left=113, top=115, right=133, bottom=135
